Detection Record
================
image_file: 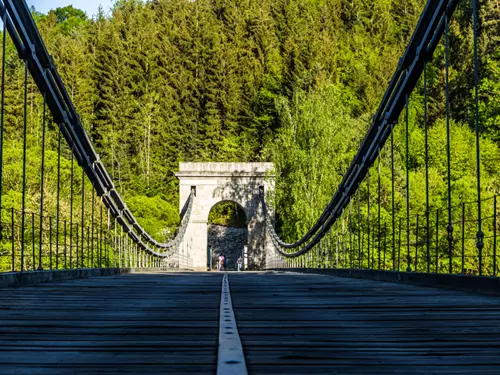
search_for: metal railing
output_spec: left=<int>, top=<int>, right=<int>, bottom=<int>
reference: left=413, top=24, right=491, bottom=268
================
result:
left=266, top=195, right=498, bottom=276
left=265, top=0, right=500, bottom=278
left=0, top=1, right=194, bottom=273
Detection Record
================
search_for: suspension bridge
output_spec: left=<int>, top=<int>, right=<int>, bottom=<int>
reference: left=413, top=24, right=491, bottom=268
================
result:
left=0, top=0, right=499, bottom=373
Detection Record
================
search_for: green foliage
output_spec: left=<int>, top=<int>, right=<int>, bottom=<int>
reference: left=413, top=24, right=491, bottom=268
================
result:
left=126, top=195, right=179, bottom=240
left=271, top=83, right=366, bottom=239
left=208, top=202, right=246, bottom=228
left=54, top=5, right=87, bottom=22
left=1, top=0, right=500, bottom=273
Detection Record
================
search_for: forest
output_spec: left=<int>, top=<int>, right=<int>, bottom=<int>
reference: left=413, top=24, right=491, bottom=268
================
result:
left=0, top=0, right=499, bottom=272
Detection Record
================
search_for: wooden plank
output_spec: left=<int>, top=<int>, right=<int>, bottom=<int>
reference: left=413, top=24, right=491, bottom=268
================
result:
left=229, top=272, right=500, bottom=374
left=0, top=272, right=222, bottom=374
left=2, top=270, right=500, bottom=374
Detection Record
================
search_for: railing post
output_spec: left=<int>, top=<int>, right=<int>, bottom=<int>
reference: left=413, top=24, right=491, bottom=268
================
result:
left=461, top=202, right=466, bottom=274
left=76, top=223, right=79, bottom=269
left=436, top=210, right=440, bottom=273
left=69, top=152, right=74, bottom=269
left=493, top=196, right=497, bottom=276
left=64, top=220, right=67, bottom=269
left=81, top=169, right=85, bottom=269
left=86, top=226, right=90, bottom=268
left=91, top=189, right=95, bottom=268
left=383, top=222, right=387, bottom=270
left=49, top=217, right=53, bottom=270
left=11, top=207, right=14, bottom=272
left=118, top=228, right=121, bottom=269
left=99, top=203, right=103, bottom=268
left=56, top=129, right=61, bottom=270
left=358, top=187, right=362, bottom=270
left=367, top=171, right=371, bottom=269
left=397, top=218, right=402, bottom=271
left=415, top=214, right=419, bottom=272
left=359, top=228, right=364, bottom=269
left=377, top=149, right=381, bottom=272
left=31, top=213, right=35, bottom=271
left=335, top=234, right=339, bottom=268
left=319, top=240, right=322, bottom=268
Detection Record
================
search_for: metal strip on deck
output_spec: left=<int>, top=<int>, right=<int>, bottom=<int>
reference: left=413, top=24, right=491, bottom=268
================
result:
left=217, top=273, right=248, bottom=375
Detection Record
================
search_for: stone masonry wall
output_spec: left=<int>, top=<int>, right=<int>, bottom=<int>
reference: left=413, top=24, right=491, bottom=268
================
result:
left=208, top=225, right=247, bottom=270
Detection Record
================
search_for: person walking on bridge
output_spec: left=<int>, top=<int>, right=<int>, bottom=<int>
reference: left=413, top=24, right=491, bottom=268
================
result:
left=218, top=254, right=225, bottom=271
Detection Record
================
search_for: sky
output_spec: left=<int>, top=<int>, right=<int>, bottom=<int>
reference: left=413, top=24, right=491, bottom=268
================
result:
left=27, top=0, right=115, bottom=17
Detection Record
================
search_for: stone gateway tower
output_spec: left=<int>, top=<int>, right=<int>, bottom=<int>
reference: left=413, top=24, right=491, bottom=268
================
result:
left=175, top=162, right=275, bottom=271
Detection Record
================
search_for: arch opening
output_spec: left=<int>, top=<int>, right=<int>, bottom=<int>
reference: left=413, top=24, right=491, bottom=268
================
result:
left=207, top=201, right=248, bottom=270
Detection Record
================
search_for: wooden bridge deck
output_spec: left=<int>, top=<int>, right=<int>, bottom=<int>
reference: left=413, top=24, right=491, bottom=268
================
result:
left=1, top=271, right=499, bottom=374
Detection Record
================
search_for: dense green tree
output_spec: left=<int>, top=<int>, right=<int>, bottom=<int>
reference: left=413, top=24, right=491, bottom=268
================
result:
left=1, top=0, right=500, bottom=273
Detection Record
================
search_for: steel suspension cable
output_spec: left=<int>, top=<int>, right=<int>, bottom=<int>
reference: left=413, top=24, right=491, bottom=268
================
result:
left=391, top=124, right=395, bottom=270
left=0, top=0, right=465, bottom=262
left=424, top=62, right=430, bottom=274
left=0, top=1, right=195, bottom=260
left=263, top=0, right=463, bottom=259
left=0, top=11, right=5, bottom=243
left=405, top=93, right=410, bottom=272
left=81, top=167, right=85, bottom=268
left=445, top=12, right=454, bottom=274
left=38, top=94, right=46, bottom=270
left=473, top=0, right=483, bottom=275
left=21, top=62, right=27, bottom=271
left=56, top=128, right=61, bottom=269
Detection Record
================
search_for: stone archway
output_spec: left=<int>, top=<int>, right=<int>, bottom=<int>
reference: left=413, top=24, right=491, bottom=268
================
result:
left=207, top=200, right=248, bottom=270
left=175, top=162, right=274, bottom=271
